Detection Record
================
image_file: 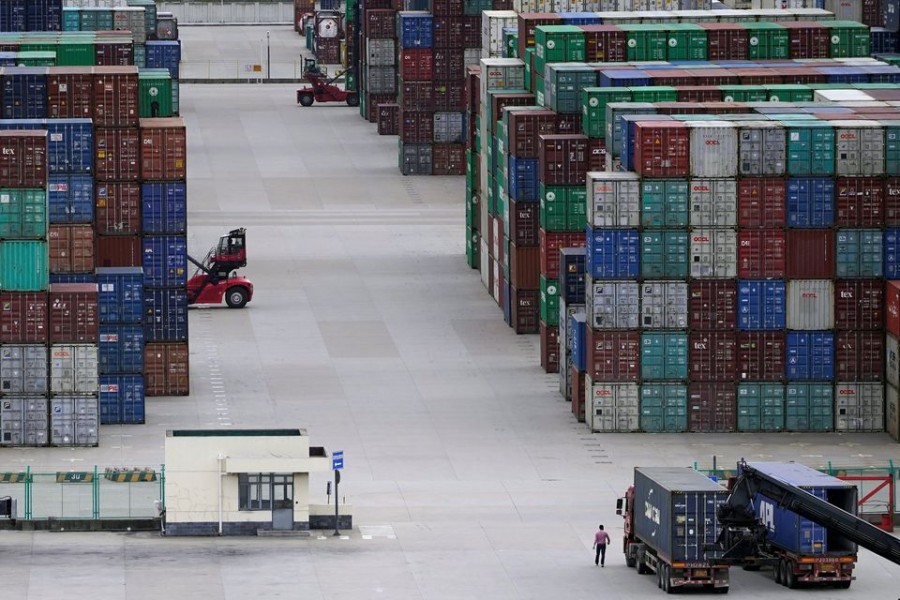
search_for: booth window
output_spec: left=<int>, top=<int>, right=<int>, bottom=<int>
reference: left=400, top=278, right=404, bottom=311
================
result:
left=238, top=474, right=272, bottom=511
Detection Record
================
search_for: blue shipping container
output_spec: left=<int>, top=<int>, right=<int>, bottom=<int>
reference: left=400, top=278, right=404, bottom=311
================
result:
left=559, top=12, right=601, bottom=25
left=99, top=323, right=144, bottom=374
left=815, top=66, right=868, bottom=84
left=0, top=118, right=93, bottom=174
left=398, top=12, right=433, bottom=48
left=99, top=374, right=145, bottom=425
left=50, top=273, right=96, bottom=284
left=599, top=69, right=651, bottom=88
left=559, top=247, right=586, bottom=304
left=786, top=178, right=835, bottom=227
left=862, top=65, right=900, bottom=83
left=142, top=182, right=186, bottom=234
left=869, top=29, right=899, bottom=54
left=884, top=228, right=900, bottom=278
left=145, top=40, right=182, bottom=79
left=26, top=0, right=62, bottom=31
left=570, top=312, right=587, bottom=372
left=0, top=0, right=27, bottom=31
left=48, top=174, right=93, bottom=223
left=508, top=156, right=539, bottom=202
left=142, top=235, right=187, bottom=287
left=738, top=280, right=786, bottom=331
left=143, top=287, right=188, bottom=342
left=786, top=332, right=834, bottom=380
left=97, top=267, right=144, bottom=324
left=586, top=227, right=640, bottom=278
left=1, top=68, right=48, bottom=119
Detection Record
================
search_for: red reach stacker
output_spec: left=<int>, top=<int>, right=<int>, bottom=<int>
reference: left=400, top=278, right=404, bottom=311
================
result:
left=296, top=58, right=358, bottom=107
left=187, top=228, right=254, bottom=308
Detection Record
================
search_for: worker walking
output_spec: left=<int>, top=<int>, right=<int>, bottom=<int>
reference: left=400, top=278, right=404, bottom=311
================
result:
left=593, top=524, right=610, bottom=567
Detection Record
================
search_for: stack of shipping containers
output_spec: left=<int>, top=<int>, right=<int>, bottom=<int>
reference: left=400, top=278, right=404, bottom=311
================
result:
left=0, top=0, right=63, bottom=31
left=360, top=0, right=399, bottom=124
left=397, top=11, right=435, bottom=174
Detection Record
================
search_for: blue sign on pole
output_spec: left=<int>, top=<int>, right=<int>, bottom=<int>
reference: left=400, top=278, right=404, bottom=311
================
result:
left=332, top=450, right=344, bottom=471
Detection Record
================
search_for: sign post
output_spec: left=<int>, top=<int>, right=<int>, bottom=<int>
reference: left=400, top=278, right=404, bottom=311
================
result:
left=332, top=451, right=343, bottom=536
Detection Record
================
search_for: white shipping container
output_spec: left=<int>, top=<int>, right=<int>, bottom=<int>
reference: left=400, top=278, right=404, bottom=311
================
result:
left=641, top=281, right=689, bottom=329
left=689, top=178, right=737, bottom=226
left=888, top=384, right=900, bottom=442
left=491, top=256, right=501, bottom=305
left=463, top=48, right=481, bottom=78
left=786, top=280, right=835, bottom=330
left=888, top=333, right=900, bottom=391
left=482, top=11, right=518, bottom=59
left=50, top=396, right=99, bottom=447
left=833, top=120, right=885, bottom=177
left=585, top=379, right=640, bottom=432
left=433, top=112, right=465, bottom=144
left=479, top=58, right=526, bottom=102
left=738, top=121, right=786, bottom=176
left=586, top=279, right=640, bottom=329
left=587, top=172, right=641, bottom=227
left=50, top=344, right=98, bottom=394
left=480, top=239, right=490, bottom=289
left=366, top=39, right=395, bottom=67
left=0, top=344, right=48, bottom=394
left=835, top=383, right=884, bottom=432
left=823, top=0, right=863, bottom=21
left=0, top=397, right=48, bottom=447
left=689, top=121, right=738, bottom=178
left=690, top=228, right=737, bottom=278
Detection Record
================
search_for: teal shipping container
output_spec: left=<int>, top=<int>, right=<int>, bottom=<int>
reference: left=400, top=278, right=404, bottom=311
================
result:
left=545, top=64, right=599, bottom=114
left=737, top=383, right=785, bottom=432
left=0, top=240, right=49, bottom=291
left=835, top=229, right=883, bottom=277
left=785, top=383, right=834, bottom=432
left=641, top=333, right=689, bottom=381
left=786, top=122, right=835, bottom=176
left=0, top=189, right=47, bottom=239
left=885, top=122, right=900, bottom=175
left=640, top=384, right=688, bottom=433
left=641, top=229, right=689, bottom=278
left=766, top=84, right=814, bottom=102
left=581, top=87, right=632, bottom=138
left=641, top=179, right=689, bottom=227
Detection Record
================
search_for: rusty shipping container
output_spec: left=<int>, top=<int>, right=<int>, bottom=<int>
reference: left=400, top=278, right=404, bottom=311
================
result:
left=94, top=183, right=141, bottom=235
left=432, top=49, right=464, bottom=82
left=508, top=242, right=540, bottom=289
left=540, top=230, right=585, bottom=280
left=92, top=66, right=139, bottom=128
left=571, top=366, right=585, bottom=422
left=584, top=328, right=640, bottom=382
left=365, top=9, right=396, bottom=37
left=689, top=331, right=738, bottom=382
left=400, top=82, right=433, bottom=111
left=144, top=341, right=189, bottom=396
left=516, top=13, right=561, bottom=60
left=689, top=280, right=737, bottom=330
left=633, top=121, right=690, bottom=178
left=835, top=177, right=884, bottom=227
left=508, top=110, right=557, bottom=158
left=94, top=128, right=140, bottom=182
left=540, top=322, right=559, bottom=373
left=783, top=22, right=830, bottom=59
left=399, top=49, right=434, bottom=82
left=48, top=225, right=95, bottom=274
left=508, top=199, right=539, bottom=246
left=834, top=280, right=883, bottom=330
left=48, top=283, right=99, bottom=343
left=509, top=286, right=539, bottom=335
left=377, top=103, right=400, bottom=136
left=47, top=67, right=94, bottom=119
left=885, top=281, right=900, bottom=338
left=401, top=111, right=434, bottom=144
left=95, top=235, right=142, bottom=268
left=0, top=291, right=48, bottom=343
left=737, top=331, right=786, bottom=382
left=432, top=144, right=465, bottom=176
left=835, top=331, right=884, bottom=382
left=786, top=230, right=835, bottom=279
left=0, top=131, right=48, bottom=188
left=580, top=25, right=627, bottom=63
left=538, top=134, right=589, bottom=186
left=738, top=229, right=786, bottom=279
left=700, top=23, right=749, bottom=61
left=140, top=118, right=187, bottom=181
left=688, top=383, right=737, bottom=432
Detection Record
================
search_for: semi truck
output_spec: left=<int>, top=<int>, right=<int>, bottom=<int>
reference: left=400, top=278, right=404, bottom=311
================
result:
left=617, top=467, right=732, bottom=594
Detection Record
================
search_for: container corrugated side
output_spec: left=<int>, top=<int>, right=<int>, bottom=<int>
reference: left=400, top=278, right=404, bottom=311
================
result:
left=0, top=240, right=49, bottom=291
left=50, top=395, right=99, bottom=447
left=49, top=343, right=98, bottom=394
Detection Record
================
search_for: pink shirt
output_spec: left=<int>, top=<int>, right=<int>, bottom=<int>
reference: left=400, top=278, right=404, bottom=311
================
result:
left=594, top=530, right=611, bottom=546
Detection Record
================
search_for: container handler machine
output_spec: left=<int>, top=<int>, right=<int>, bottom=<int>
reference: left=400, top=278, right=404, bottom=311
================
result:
left=187, top=228, right=253, bottom=308
left=296, top=58, right=358, bottom=107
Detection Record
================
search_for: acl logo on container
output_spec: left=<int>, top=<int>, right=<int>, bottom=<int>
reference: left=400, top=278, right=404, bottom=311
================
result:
left=759, top=500, right=775, bottom=532
left=645, top=501, right=661, bottom=525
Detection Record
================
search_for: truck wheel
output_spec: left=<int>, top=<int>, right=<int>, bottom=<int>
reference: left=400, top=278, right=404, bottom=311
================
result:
left=715, top=586, right=729, bottom=595
left=298, top=92, right=314, bottom=107
left=636, top=552, right=649, bottom=575
left=656, top=567, right=662, bottom=589
left=226, top=287, right=248, bottom=308
left=784, top=562, right=797, bottom=589
left=774, top=559, right=783, bottom=585
left=345, top=93, right=359, bottom=107
left=626, top=553, right=637, bottom=569
left=837, top=581, right=851, bottom=589
left=662, top=565, right=672, bottom=594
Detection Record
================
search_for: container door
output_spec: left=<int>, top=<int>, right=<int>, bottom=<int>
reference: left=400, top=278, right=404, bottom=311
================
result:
left=271, top=474, right=294, bottom=531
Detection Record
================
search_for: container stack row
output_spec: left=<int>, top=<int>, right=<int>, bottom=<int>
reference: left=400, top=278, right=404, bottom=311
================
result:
left=358, top=0, right=400, bottom=123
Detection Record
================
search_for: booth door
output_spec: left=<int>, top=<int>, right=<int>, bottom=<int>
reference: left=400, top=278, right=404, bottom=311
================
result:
left=271, top=474, right=294, bottom=530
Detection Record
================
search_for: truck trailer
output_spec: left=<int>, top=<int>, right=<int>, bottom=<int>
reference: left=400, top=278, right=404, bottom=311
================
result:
left=617, top=467, right=731, bottom=594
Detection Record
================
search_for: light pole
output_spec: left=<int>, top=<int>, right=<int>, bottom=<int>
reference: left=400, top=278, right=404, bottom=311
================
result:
left=266, top=30, right=271, bottom=80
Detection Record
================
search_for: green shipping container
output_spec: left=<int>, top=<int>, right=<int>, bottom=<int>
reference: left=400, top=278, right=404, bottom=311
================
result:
left=785, top=121, right=835, bottom=176
left=785, top=383, right=833, bottom=432
left=504, top=29, right=518, bottom=58
left=640, top=229, right=689, bottom=278
left=737, top=383, right=785, bottom=432
left=641, top=333, right=688, bottom=381
left=133, top=43, right=146, bottom=68
left=620, top=24, right=668, bottom=62
left=0, top=240, right=49, bottom=291
left=629, top=86, right=677, bottom=103
left=56, top=40, right=94, bottom=66
left=539, top=276, right=558, bottom=323
left=139, top=70, right=173, bottom=118
left=534, top=25, right=586, bottom=66
left=640, top=179, right=688, bottom=227
left=0, top=189, right=47, bottom=239
left=568, top=188, right=586, bottom=230
left=640, top=383, right=688, bottom=433
left=665, top=24, right=707, bottom=62
left=16, top=51, right=55, bottom=66
left=63, top=8, right=81, bottom=31
left=345, top=69, right=357, bottom=92
left=765, top=84, right=813, bottom=103
left=835, top=229, right=883, bottom=277
left=719, top=85, right=768, bottom=103
left=540, top=185, right=568, bottom=232
left=884, top=122, right=900, bottom=175
left=822, top=21, right=870, bottom=58
left=743, top=22, right=789, bottom=60
left=465, top=228, right=479, bottom=269
left=581, top=87, right=632, bottom=138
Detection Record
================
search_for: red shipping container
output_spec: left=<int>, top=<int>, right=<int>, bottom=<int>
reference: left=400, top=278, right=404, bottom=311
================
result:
left=538, top=134, right=589, bottom=186
left=145, top=341, right=190, bottom=396
left=491, top=93, right=535, bottom=135
left=95, top=234, right=142, bottom=268
left=555, top=113, right=579, bottom=135
left=732, top=68, right=784, bottom=85
left=432, top=0, right=463, bottom=16
left=654, top=102, right=707, bottom=116
left=432, top=48, right=464, bottom=82
left=647, top=69, right=695, bottom=87
left=0, top=131, right=47, bottom=188
left=508, top=110, right=557, bottom=158
left=432, top=81, right=465, bottom=112
left=571, top=366, right=585, bottom=422
left=704, top=102, right=754, bottom=115
left=509, top=242, right=540, bottom=289
left=365, top=9, right=395, bottom=37
left=517, top=13, right=562, bottom=59
left=432, top=143, right=466, bottom=176
left=47, top=67, right=94, bottom=119
left=94, top=183, right=141, bottom=235
left=140, top=118, right=186, bottom=181
left=689, top=280, right=738, bottom=330
left=95, top=127, right=139, bottom=182
left=580, top=25, right=627, bottom=63
left=585, top=329, right=640, bottom=381
left=688, top=383, right=737, bottom=432
left=314, top=38, right=340, bottom=66
left=377, top=103, right=400, bottom=136
left=783, top=22, right=830, bottom=59
left=887, top=281, right=900, bottom=337
left=775, top=67, right=827, bottom=85
left=465, top=65, right=480, bottom=112
left=48, top=225, right=94, bottom=274
left=683, top=69, right=739, bottom=86
left=365, top=93, right=396, bottom=123
left=540, top=322, right=559, bottom=373
left=0, top=291, right=49, bottom=343
left=689, top=331, right=738, bottom=382
left=432, top=17, right=464, bottom=49
left=92, top=66, right=139, bottom=127
left=738, top=178, right=786, bottom=227
left=510, top=286, right=539, bottom=334
left=399, top=49, right=434, bottom=82
left=786, top=230, right=835, bottom=279
left=737, top=331, right=785, bottom=382
left=835, top=331, right=884, bottom=381
left=48, top=283, right=99, bottom=343
left=700, top=23, right=749, bottom=61
left=862, top=0, right=882, bottom=26
left=835, top=177, right=885, bottom=227
left=738, top=229, right=786, bottom=279
left=508, top=199, right=539, bottom=247
left=462, top=16, right=481, bottom=47
left=675, top=86, right=723, bottom=103
left=94, top=41, right=134, bottom=66
left=588, top=138, right=607, bottom=171
left=539, top=229, right=585, bottom=280
left=835, top=280, right=883, bottom=331
left=493, top=0, right=513, bottom=11
left=633, top=121, right=690, bottom=178
left=400, top=111, right=434, bottom=144
left=400, top=81, right=433, bottom=112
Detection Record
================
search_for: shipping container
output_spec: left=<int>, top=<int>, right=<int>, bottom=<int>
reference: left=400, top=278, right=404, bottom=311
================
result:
left=834, top=279, right=883, bottom=330
left=47, top=175, right=92, bottom=224
left=786, top=331, right=835, bottom=380
left=787, top=279, right=835, bottom=330
left=508, top=242, right=540, bottom=289
left=94, top=127, right=139, bottom=182
left=50, top=395, right=98, bottom=447
left=0, top=239, right=49, bottom=291
left=47, top=67, right=93, bottom=119
left=48, top=283, right=98, bottom=343
left=585, top=378, right=639, bottom=433
left=888, top=383, right=899, bottom=442
left=0, top=131, right=48, bottom=188
left=139, top=118, right=186, bottom=181
left=584, top=328, right=640, bottom=381
left=587, top=172, right=640, bottom=228
left=688, top=280, right=737, bottom=330
left=689, top=179, right=737, bottom=226
left=690, top=228, right=737, bottom=278
left=95, top=234, right=141, bottom=268
left=538, top=134, right=589, bottom=186
left=509, top=286, right=539, bottom=334
left=1, top=67, right=48, bottom=119
left=586, top=227, right=639, bottom=279
left=688, top=121, right=738, bottom=178
left=835, top=228, right=883, bottom=278
left=94, top=182, right=141, bottom=235
left=738, top=280, right=786, bottom=331
left=0, top=188, right=47, bottom=239
left=835, top=382, right=885, bottom=431
left=835, top=176, right=885, bottom=227
left=49, top=343, right=98, bottom=394
left=689, top=331, right=738, bottom=382
left=633, top=121, right=690, bottom=178
left=0, top=119, right=93, bottom=175
left=886, top=281, right=900, bottom=338
left=737, top=383, right=785, bottom=432
left=738, top=121, right=786, bottom=177
left=835, top=331, right=884, bottom=382
left=641, top=332, right=689, bottom=381
left=585, top=279, right=639, bottom=330
left=0, top=290, right=47, bottom=343
left=48, top=224, right=94, bottom=274
left=738, top=229, right=786, bottom=279
left=640, top=383, right=688, bottom=433
left=398, top=11, right=433, bottom=49
left=688, top=382, right=737, bottom=432
left=99, top=373, right=145, bottom=424
left=738, top=331, right=787, bottom=382
left=785, top=382, right=834, bottom=432
left=143, top=286, right=188, bottom=342
left=640, top=281, right=688, bottom=330
left=640, top=229, right=689, bottom=279
left=786, top=122, right=835, bottom=176
left=833, top=120, right=885, bottom=177
left=92, top=66, right=139, bottom=127
left=141, top=182, right=186, bottom=234
left=640, top=178, right=689, bottom=228
left=141, top=235, right=186, bottom=288
left=786, top=230, right=835, bottom=279
left=98, top=323, right=143, bottom=374
left=787, top=177, right=835, bottom=227
left=0, top=396, right=48, bottom=447
left=539, top=322, right=559, bottom=373
left=0, top=344, right=48, bottom=394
